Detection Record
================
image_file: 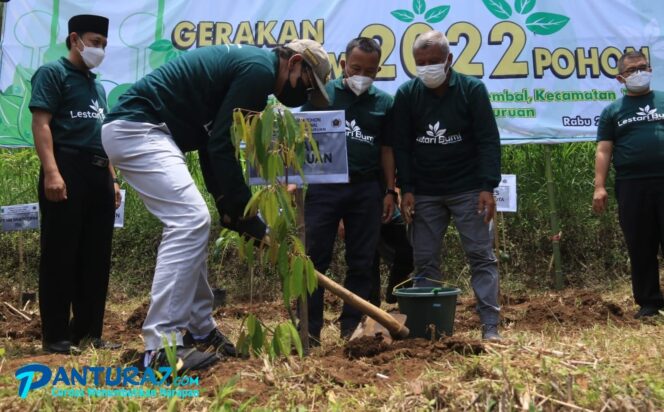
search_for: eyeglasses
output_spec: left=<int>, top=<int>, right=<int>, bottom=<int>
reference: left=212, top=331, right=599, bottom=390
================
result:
left=620, top=64, right=651, bottom=76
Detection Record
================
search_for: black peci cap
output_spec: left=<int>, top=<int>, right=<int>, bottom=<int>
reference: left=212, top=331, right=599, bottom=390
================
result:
left=68, top=14, right=109, bottom=37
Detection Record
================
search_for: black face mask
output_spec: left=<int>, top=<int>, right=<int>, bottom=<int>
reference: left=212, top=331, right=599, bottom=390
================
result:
left=277, top=71, right=310, bottom=108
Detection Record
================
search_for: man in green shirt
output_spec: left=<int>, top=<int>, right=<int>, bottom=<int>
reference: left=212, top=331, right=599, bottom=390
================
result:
left=30, top=14, right=121, bottom=354
left=301, top=37, right=395, bottom=342
left=102, top=39, right=330, bottom=370
left=393, top=30, right=502, bottom=340
left=594, top=51, right=664, bottom=319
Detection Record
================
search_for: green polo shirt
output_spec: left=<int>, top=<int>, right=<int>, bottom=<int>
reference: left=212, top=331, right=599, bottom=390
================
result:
left=105, top=44, right=279, bottom=216
left=302, top=77, right=393, bottom=178
left=29, top=57, right=108, bottom=156
left=392, top=69, right=501, bottom=195
left=597, top=90, right=664, bottom=180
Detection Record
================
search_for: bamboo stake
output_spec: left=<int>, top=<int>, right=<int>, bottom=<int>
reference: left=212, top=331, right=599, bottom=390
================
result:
left=544, top=145, right=564, bottom=290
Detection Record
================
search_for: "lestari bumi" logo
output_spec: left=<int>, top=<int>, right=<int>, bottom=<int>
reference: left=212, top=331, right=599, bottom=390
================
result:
left=617, top=105, right=664, bottom=127
left=416, top=121, right=463, bottom=145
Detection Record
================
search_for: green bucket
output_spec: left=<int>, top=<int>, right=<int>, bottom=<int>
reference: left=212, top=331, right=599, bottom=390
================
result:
left=393, top=287, right=461, bottom=339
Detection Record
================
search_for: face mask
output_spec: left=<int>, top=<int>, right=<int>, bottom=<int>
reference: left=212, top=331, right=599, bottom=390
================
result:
left=346, top=75, right=373, bottom=96
left=416, top=63, right=447, bottom=89
left=624, top=70, right=652, bottom=93
left=277, top=70, right=310, bottom=107
left=78, top=38, right=105, bottom=69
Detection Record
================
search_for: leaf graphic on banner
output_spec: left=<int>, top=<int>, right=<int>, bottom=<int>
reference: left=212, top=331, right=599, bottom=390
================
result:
left=525, top=12, right=570, bottom=35
left=107, top=83, right=133, bottom=109
left=16, top=68, right=33, bottom=143
left=483, top=0, right=512, bottom=19
left=424, top=6, right=450, bottom=23
left=149, top=39, right=173, bottom=51
left=515, top=0, right=535, bottom=15
left=413, top=0, right=426, bottom=15
left=391, top=9, right=415, bottom=22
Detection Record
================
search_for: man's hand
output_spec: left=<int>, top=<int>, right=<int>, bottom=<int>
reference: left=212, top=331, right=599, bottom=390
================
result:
left=44, top=171, right=67, bottom=202
left=402, top=192, right=415, bottom=224
left=382, top=193, right=395, bottom=223
left=477, top=190, right=496, bottom=224
left=592, top=186, right=608, bottom=214
left=113, top=182, right=122, bottom=209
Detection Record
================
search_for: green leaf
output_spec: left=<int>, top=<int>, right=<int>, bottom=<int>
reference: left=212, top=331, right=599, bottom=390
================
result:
left=290, top=256, right=304, bottom=298
left=424, top=5, right=451, bottom=23
left=149, top=38, right=174, bottom=51
left=247, top=314, right=257, bottom=336
left=515, top=0, right=535, bottom=14
left=413, top=0, right=426, bottom=15
left=305, top=258, right=318, bottom=294
left=525, top=12, right=570, bottom=35
left=251, top=321, right=264, bottom=355
left=287, top=322, right=303, bottom=357
left=245, top=238, right=255, bottom=268
left=273, top=324, right=291, bottom=356
left=391, top=9, right=415, bottom=22
left=261, top=106, right=274, bottom=156
left=277, top=242, right=289, bottom=279
left=482, top=0, right=512, bottom=19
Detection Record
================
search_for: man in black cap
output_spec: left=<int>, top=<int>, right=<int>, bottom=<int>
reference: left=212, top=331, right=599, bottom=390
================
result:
left=30, top=14, right=121, bottom=354
left=102, top=39, right=330, bottom=371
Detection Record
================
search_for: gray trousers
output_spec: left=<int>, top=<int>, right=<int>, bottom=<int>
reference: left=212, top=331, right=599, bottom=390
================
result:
left=410, top=191, right=500, bottom=325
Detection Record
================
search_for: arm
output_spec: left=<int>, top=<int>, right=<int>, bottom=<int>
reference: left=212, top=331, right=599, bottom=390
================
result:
left=206, top=69, right=273, bottom=220
left=469, top=82, right=500, bottom=223
left=32, top=110, right=67, bottom=202
left=108, top=163, right=121, bottom=209
left=391, top=87, right=416, bottom=223
left=593, top=140, right=613, bottom=214
left=381, top=145, right=395, bottom=223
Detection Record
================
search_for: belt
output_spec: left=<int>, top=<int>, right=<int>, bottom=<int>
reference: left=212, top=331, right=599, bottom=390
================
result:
left=56, top=146, right=109, bottom=168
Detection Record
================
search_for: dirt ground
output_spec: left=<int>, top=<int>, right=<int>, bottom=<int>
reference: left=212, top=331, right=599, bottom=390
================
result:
left=0, top=286, right=643, bottom=406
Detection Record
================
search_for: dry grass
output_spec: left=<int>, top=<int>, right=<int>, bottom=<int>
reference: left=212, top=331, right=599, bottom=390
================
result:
left=0, top=283, right=663, bottom=411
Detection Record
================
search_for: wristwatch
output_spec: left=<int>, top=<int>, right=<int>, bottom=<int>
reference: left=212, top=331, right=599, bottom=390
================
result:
left=112, top=178, right=121, bottom=185
left=385, top=188, right=398, bottom=200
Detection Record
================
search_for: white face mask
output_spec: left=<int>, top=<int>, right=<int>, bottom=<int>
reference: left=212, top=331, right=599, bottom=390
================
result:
left=78, top=38, right=105, bottom=69
left=624, top=70, right=652, bottom=93
left=346, top=75, right=373, bottom=96
left=416, top=63, right=447, bottom=89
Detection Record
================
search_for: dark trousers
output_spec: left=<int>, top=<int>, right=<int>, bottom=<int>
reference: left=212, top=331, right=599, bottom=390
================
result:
left=304, top=180, right=382, bottom=338
left=369, top=213, right=414, bottom=306
left=38, top=149, right=115, bottom=343
left=616, top=178, right=664, bottom=309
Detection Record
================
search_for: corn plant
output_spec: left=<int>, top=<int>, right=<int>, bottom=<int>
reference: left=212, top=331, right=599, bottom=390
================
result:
left=230, top=103, right=320, bottom=358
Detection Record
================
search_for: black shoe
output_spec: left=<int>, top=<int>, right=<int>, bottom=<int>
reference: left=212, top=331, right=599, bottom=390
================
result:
left=183, top=329, right=237, bottom=357
left=43, top=340, right=77, bottom=354
left=142, top=347, right=220, bottom=372
left=634, top=306, right=663, bottom=319
left=481, top=324, right=502, bottom=341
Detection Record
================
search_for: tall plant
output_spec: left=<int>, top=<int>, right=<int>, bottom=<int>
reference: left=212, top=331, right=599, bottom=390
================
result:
left=230, top=103, right=320, bottom=358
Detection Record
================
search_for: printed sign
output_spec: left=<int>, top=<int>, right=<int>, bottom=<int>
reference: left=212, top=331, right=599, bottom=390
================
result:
left=248, top=110, right=348, bottom=185
left=1, top=203, right=39, bottom=231
left=495, top=174, right=517, bottom=212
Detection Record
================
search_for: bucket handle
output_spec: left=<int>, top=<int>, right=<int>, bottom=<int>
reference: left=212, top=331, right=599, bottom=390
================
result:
left=392, top=276, right=450, bottom=295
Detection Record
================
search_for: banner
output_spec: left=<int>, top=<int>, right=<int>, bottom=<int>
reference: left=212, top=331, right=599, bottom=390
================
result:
left=1, top=0, right=661, bottom=147
left=248, top=110, right=348, bottom=186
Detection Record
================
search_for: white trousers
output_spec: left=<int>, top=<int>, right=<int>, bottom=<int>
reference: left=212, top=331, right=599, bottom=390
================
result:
left=102, top=120, right=216, bottom=350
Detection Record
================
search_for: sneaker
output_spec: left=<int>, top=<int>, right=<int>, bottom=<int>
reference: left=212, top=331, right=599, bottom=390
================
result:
left=183, top=328, right=237, bottom=357
left=634, top=306, right=663, bottom=319
left=481, top=324, right=502, bottom=341
left=141, top=347, right=220, bottom=372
